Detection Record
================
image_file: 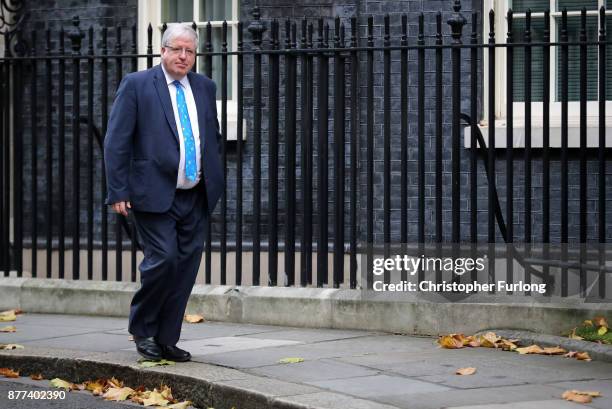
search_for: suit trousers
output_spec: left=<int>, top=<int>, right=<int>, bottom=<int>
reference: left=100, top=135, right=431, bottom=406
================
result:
left=129, top=186, right=207, bottom=346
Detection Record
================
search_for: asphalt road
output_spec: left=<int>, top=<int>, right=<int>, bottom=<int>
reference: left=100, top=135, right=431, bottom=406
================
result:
left=0, top=378, right=141, bottom=409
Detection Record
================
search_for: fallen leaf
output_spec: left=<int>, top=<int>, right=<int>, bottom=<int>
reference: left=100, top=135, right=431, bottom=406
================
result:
left=164, top=401, right=193, bottom=409
left=498, top=339, right=518, bottom=351
left=562, top=390, right=592, bottom=403
left=49, top=378, right=74, bottom=390
left=142, top=390, right=169, bottom=407
left=159, top=384, right=173, bottom=401
left=569, top=390, right=602, bottom=397
left=478, top=332, right=501, bottom=348
left=455, top=367, right=476, bottom=375
left=597, top=326, right=608, bottom=336
left=103, top=387, right=135, bottom=401
left=30, top=373, right=43, bottom=380
left=438, top=334, right=465, bottom=349
left=278, top=357, right=305, bottom=364
left=0, top=344, right=24, bottom=350
left=542, top=346, right=567, bottom=355
left=0, top=368, right=19, bottom=378
left=583, top=319, right=593, bottom=327
left=593, top=316, right=608, bottom=328
left=138, top=359, right=176, bottom=368
left=108, top=377, right=123, bottom=388
left=0, top=326, right=16, bottom=333
left=84, top=380, right=106, bottom=395
left=576, top=351, right=592, bottom=361
left=516, top=345, right=545, bottom=355
left=0, top=311, right=16, bottom=322
left=184, top=314, right=205, bottom=323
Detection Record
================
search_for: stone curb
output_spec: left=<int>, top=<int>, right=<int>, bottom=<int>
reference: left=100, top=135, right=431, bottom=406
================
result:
left=1, top=278, right=611, bottom=335
left=480, top=329, right=612, bottom=363
left=0, top=348, right=399, bottom=409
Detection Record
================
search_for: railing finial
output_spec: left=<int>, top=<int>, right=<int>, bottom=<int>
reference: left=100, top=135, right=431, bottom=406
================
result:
left=448, top=0, right=467, bottom=42
left=248, top=6, right=267, bottom=49
left=67, top=15, right=85, bottom=55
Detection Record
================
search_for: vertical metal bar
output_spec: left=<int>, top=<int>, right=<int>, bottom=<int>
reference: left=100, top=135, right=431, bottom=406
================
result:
left=349, top=16, right=358, bottom=289
left=0, top=59, right=5, bottom=275
left=147, top=24, right=153, bottom=69
left=383, top=15, right=391, bottom=285
left=400, top=14, right=408, bottom=283
left=249, top=13, right=264, bottom=286
left=284, top=21, right=297, bottom=286
left=470, top=12, right=478, bottom=282
left=524, top=10, right=532, bottom=291
left=45, top=29, right=53, bottom=278
left=506, top=9, right=514, bottom=291
left=333, top=17, right=345, bottom=288
left=101, top=27, right=109, bottom=281
left=417, top=13, right=425, bottom=249
left=366, top=16, right=374, bottom=290
left=488, top=11, right=496, bottom=291
left=307, top=23, right=314, bottom=285
left=236, top=22, right=243, bottom=286
left=267, top=19, right=279, bottom=286
left=543, top=10, right=550, bottom=292
left=299, top=18, right=309, bottom=287
left=579, top=8, right=587, bottom=297
left=71, top=20, right=83, bottom=281
left=87, top=27, right=94, bottom=280
left=192, top=22, right=198, bottom=72
left=220, top=20, right=228, bottom=285
left=598, top=6, right=606, bottom=299
left=204, top=22, right=212, bottom=284
left=14, top=57, right=23, bottom=277
left=317, top=19, right=329, bottom=287
left=561, top=9, right=569, bottom=296
left=30, top=31, right=38, bottom=278
left=58, top=28, right=66, bottom=279
left=436, top=12, right=443, bottom=284
left=115, top=26, right=123, bottom=282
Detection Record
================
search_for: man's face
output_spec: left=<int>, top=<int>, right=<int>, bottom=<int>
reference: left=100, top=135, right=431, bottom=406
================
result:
left=161, top=35, right=197, bottom=79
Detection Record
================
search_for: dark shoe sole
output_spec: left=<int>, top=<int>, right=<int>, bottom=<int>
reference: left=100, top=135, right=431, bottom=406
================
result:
left=162, top=354, right=191, bottom=362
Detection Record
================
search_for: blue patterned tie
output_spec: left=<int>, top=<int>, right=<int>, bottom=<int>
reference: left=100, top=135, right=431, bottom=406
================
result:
left=173, top=80, right=197, bottom=181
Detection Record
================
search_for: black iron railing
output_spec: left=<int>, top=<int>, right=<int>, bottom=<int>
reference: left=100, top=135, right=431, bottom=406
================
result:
left=0, top=1, right=610, bottom=298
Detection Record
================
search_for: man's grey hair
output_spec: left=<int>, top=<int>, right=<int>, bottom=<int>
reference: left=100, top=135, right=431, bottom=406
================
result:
left=161, top=23, right=198, bottom=48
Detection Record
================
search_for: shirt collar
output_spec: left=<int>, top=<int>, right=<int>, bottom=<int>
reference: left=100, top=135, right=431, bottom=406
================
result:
left=161, top=63, right=190, bottom=88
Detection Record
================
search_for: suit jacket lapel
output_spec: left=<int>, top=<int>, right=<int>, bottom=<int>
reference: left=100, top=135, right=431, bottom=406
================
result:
left=153, top=65, right=180, bottom=144
left=188, top=72, right=207, bottom=151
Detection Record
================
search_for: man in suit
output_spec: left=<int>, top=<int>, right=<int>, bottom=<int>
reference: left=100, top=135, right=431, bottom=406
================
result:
left=104, top=23, right=223, bottom=362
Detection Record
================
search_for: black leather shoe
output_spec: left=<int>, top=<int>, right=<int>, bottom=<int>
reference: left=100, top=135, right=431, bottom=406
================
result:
left=159, top=344, right=191, bottom=362
left=134, top=336, right=163, bottom=361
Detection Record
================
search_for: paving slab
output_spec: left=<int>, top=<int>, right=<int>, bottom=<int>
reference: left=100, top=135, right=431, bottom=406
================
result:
left=447, top=400, right=587, bottom=409
left=545, top=379, right=612, bottom=409
left=249, top=358, right=380, bottom=383
left=273, top=391, right=401, bottom=409
left=22, top=332, right=134, bottom=352
left=305, top=374, right=451, bottom=399
left=142, top=336, right=302, bottom=356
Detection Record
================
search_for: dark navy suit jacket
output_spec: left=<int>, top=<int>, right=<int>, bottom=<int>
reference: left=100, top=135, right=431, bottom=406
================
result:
left=104, top=64, right=223, bottom=215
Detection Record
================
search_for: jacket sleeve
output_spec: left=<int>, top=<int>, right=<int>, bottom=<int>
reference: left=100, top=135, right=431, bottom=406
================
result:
left=104, top=74, right=137, bottom=205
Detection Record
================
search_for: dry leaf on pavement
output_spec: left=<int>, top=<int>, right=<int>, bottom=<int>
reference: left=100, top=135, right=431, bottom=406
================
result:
left=138, top=359, right=176, bottom=368
left=84, top=380, right=106, bottom=395
left=0, top=311, right=16, bottom=322
left=542, top=346, right=567, bottom=355
left=576, top=351, right=592, bottom=361
left=142, top=390, right=169, bottom=407
left=184, top=314, right=205, bottom=323
left=593, top=316, right=608, bottom=328
left=455, top=367, right=476, bottom=376
left=0, top=344, right=24, bottom=350
left=478, top=332, right=501, bottom=348
left=30, top=373, right=43, bottom=380
left=278, top=357, right=305, bottom=364
left=163, top=401, right=193, bottom=409
left=49, top=378, right=75, bottom=390
left=103, top=387, right=135, bottom=401
left=515, top=345, right=545, bottom=355
left=0, top=326, right=16, bottom=333
left=0, top=368, right=19, bottom=378
left=562, top=389, right=602, bottom=404
left=438, top=334, right=465, bottom=349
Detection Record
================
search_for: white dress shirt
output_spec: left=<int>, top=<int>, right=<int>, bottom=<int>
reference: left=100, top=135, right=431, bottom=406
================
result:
left=161, top=64, right=202, bottom=189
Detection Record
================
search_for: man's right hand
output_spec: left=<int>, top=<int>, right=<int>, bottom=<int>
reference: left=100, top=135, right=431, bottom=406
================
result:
left=111, top=201, right=132, bottom=216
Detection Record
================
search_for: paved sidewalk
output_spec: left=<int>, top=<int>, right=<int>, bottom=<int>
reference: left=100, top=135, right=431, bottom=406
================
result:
left=1, top=314, right=611, bottom=409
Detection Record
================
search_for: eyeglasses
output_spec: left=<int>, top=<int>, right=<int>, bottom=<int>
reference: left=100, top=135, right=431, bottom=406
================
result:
left=165, top=45, right=196, bottom=57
